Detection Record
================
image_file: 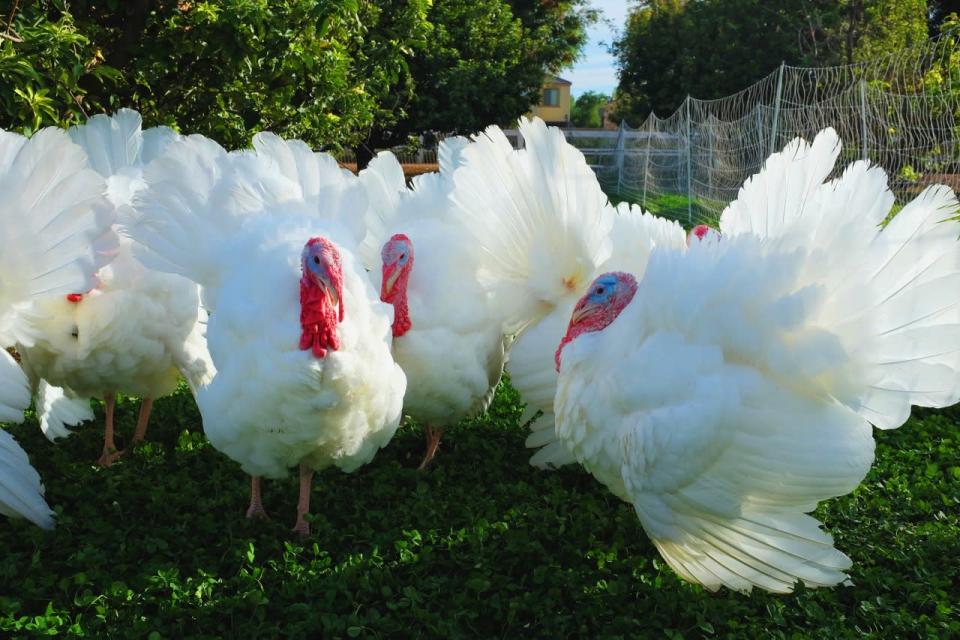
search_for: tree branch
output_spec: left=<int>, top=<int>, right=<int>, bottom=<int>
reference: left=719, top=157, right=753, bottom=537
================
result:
left=5, top=0, right=21, bottom=37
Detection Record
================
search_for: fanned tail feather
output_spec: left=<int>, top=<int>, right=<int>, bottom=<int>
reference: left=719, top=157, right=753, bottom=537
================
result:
left=251, top=133, right=369, bottom=244
left=720, top=128, right=960, bottom=430
left=835, top=184, right=960, bottom=427
left=68, top=109, right=144, bottom=177
left=0, top=127, right=114, bottom=346
left=438, top=136, right=469, bottom=173
left=0, top=429, right=54, bottom=529
left=128, top=135, right=234, bottom=303
left=35, top=381, right=93, bottom=441
left=356, top=151, right=407, bottom=268
left=0, top=349, right=30, bottom=424
left=452, top=117, right=614, bottom=331
left=650, top=510, right=851, bottom=593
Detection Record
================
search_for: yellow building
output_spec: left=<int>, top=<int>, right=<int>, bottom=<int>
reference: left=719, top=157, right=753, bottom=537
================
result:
left=529, top=75, right=572, bottom=126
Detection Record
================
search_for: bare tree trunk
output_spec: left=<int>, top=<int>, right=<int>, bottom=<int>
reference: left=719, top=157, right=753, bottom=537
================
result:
left=353, top=144, right=375, bottom=172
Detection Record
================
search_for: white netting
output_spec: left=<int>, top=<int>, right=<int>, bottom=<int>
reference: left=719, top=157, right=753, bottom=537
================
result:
left=512, top=28, right=960, bottom=228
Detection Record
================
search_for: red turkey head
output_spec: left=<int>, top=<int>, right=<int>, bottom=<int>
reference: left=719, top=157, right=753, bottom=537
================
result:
left=687, top=224, right=720, bottom=245
left=555, top=271, right=637, bottom=371
left=380, top=233, right=414, bottom=337
left=299, top=237, right=344, bottom=358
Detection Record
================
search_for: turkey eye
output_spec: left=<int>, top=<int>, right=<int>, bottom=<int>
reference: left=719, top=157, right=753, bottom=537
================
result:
left=596, top=286, right=605, bottom=295
left=313, top=256, right=320, bottom=265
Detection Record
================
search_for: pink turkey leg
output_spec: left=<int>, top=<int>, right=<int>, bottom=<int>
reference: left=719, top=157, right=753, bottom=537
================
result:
left=97, top=392, right=122, bottom=467
left=292, top=464, right=314, bottom=536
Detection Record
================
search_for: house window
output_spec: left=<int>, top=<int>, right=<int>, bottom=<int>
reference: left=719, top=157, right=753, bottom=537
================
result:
left=543, top=88, right=560, bottom=106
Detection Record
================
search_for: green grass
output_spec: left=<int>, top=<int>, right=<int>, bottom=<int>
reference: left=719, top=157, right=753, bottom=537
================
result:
left=607, top=192, right=724, bottom=230
left=0, top=381, right=957, bottom=638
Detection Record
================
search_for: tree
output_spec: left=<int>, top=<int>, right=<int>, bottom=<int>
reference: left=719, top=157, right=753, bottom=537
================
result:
left=2, top=0, right=594, bottom=162
left=613, top=0, right=929, bottom=123
left=352, top=0, right=596, bottom=167
left=0, top=2, right=119, bottom=132
left=1, top=0, right=431, bottom=151
left=570, top=91, right=610, bottom=128
left=929, top=1, right=960, bottom=33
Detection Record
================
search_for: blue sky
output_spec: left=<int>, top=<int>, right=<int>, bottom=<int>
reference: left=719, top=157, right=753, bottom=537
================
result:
left=564, top=0, right=630, bottom=99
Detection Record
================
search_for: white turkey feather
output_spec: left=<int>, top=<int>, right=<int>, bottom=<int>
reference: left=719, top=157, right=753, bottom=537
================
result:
left=554, top=129, right=960, bottom=593
left=20, top=111, right=211, bottom=445
left=0, top=429, right=54, bottom=530
left=250, top=133, right=368, bottom=243
left=35, top=380, right=94, bottom=441
left=68, top=109, right=143, bottom=177
left=0, top=350, right=31, bottom=424
left=355, top=151, right=407, bottom=269
left=129, top=134, right=239, bottom=306
left=0, top=128, right=114, bottom=347
left=68, top=109, right=180, bottom=210
left=452, top=117, right=614, bottom=332
left=438, top=136, right=468, bottom=173
left=132, top=134, right=406, bottom=479
left=0, top=124, right=114, bottom=530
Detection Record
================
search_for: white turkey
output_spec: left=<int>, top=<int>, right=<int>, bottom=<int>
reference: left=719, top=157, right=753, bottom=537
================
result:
left=0, top=126, right=114, bottom=527
left=552, top=128, right=960, bottom=592
left=15, top=110, right=212, bottom=466
left=451, top=117, right=687, bottom=468
left=129, top=133, right=406, bottom=534
left=346, top=140, right=508, bottom=469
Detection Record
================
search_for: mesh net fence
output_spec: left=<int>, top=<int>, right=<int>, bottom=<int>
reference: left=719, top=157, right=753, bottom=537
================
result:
left=514, top=28, right=960, bottom=228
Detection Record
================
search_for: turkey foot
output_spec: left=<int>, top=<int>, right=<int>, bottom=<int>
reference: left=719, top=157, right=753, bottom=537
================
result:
left=97, top=392, right=123, bottom=467
left=246, top=475, right=269, bottom=520
left=97, top=448, right=123, bottom=467
left=417, top=425, right=444, bottom=471
left=291, top=463, right=314, bottom=537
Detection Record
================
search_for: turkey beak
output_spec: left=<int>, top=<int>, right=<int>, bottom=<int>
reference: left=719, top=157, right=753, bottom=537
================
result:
left=318, top=274, right=340, bottom=310
left=383, top=264, right=401, bottom=298
left=570, top=301, right=590, bottom=326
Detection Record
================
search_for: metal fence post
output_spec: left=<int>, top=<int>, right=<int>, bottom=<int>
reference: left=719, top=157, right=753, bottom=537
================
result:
left=615, top=121, right=627, bottom=196
left=859, top=79, right=869, bottom=160
left=642, top=117, right=652, bottom=209
left=685, top=97, right=692, bottom=224
left=756, top=104, right=764, bottom=156
left=769, top=62, right=785, bottom=156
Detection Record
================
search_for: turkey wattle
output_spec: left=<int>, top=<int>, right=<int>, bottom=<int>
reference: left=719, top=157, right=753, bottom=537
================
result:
left=130, top=134, right=405, bottom=535
left=355, top=145, right=508, bottom=470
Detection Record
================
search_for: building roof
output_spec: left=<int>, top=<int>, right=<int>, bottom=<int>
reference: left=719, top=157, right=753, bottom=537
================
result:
left=547, top=75, right=572, bottom=86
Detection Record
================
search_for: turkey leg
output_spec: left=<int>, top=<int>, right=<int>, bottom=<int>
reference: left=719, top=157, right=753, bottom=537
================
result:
left=130, top=397, right=155, bottom=445
left=292, top=463, right=314, bottom=537
left=417, top=424, right=444, bottom=471
left=97, top=392, right=122, bottom=466
left=246, top=475, right=268, bottom=520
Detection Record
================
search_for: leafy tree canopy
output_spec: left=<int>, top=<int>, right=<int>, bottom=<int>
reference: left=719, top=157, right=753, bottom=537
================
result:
left=570, top=90, right=610, bottom=128
left=613, top=0, right=929, bottom=123
left=353, top=0, right=596, bottom=166
left=1, top=0, right=594, bottom=159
